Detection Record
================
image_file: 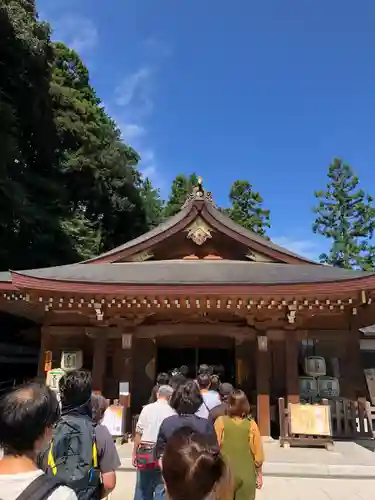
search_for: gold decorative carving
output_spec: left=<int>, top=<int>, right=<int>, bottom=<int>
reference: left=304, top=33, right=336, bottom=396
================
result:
left=186, top=217, right=213, bottom=246
left=131, top=251, right=154, bottom=262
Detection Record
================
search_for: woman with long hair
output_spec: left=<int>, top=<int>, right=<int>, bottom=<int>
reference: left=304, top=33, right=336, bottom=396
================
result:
left=162, top=427, right=233, bottom=500
left=214, top=390, right=264, bottom=500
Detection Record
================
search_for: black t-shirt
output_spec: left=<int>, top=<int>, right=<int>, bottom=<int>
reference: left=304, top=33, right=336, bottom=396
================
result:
left=155, top=414, right=218, bottom=458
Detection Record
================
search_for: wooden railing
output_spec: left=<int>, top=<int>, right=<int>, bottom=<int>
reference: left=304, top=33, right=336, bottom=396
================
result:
left=365, top=402, right=375, bottom=437
left=329, top=398, right=372, bottom=439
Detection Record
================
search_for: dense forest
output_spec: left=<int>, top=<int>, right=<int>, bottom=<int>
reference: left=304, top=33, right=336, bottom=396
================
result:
left=1, top=1, right=374, bottom=271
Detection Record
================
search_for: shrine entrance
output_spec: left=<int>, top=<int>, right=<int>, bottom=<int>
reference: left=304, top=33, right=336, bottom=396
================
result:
left=156, top=335, right=236, bottom=383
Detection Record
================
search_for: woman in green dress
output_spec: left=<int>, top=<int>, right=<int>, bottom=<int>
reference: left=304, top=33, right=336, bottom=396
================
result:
left=214, top=390, right=264, bottom=500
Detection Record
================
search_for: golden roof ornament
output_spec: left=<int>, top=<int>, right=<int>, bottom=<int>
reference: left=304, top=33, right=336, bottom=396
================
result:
left=182, top=176, right=216, bottom=208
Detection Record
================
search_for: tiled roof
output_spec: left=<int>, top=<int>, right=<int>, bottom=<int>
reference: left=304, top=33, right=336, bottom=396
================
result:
left=12, top=261, right=372, bottom=285
left=0, top=272, right=11, bottom=283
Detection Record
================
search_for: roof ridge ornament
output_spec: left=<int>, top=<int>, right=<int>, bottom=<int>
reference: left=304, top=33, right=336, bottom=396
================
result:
left=182, top=176, right=216, bottom=208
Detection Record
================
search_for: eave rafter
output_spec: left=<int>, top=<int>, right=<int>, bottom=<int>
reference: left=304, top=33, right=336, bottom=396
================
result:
left=3, top=290, right=369, bottom=316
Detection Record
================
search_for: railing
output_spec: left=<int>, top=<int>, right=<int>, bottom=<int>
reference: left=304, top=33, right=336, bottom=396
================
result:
left=329, top=398, right=372, bottom=439
left=365, top=402, right=375, bottom=437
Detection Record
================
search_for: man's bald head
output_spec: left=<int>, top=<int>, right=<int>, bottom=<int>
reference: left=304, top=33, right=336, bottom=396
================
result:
left=0, top=383, right=60, bottom=455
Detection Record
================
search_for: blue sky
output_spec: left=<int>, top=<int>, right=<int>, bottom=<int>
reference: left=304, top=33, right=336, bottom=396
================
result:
left=37, top=0, right=375, bottom=260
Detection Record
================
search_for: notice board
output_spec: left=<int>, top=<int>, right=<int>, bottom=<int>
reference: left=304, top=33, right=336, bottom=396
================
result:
left=289, top=403, right=332, bottom=436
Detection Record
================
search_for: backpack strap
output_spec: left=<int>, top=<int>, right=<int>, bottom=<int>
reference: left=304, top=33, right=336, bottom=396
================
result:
left=15, top=474, right=64, bottom=500
left=92, top=427, right=98, bottom=469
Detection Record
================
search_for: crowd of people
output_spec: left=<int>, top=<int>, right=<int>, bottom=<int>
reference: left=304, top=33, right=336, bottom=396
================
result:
left=0, top=370, right=120, bottom=500
left=133, top=364, right=264, bottom=500
left=0, top=364, right=264, bottom=500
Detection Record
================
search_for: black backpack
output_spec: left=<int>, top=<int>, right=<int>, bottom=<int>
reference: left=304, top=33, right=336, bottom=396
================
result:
left=45, top=415, right=101, bottom=500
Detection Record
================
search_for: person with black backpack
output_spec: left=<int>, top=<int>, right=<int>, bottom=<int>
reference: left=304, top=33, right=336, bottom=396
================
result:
left=0, top=382, right=77, bottom=500
left=39, top=370, right=120, bottom=500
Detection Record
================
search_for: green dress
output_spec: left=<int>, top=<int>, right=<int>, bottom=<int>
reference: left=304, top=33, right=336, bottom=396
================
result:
left=220, top=416, right=257, bottom=500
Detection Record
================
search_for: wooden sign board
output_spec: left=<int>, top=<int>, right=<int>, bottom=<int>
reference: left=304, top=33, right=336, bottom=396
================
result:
left=289, top=403, right=332, bottom=437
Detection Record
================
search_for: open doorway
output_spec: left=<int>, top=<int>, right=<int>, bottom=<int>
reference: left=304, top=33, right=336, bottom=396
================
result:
left=156, top=343, right=236, bottom=384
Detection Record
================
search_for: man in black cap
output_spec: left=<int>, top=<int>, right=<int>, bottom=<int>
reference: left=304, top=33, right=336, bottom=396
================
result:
left=208, top=383, right=234, bottom=423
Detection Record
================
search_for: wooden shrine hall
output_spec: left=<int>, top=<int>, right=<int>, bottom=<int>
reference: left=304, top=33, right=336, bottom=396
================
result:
left=1, top=179, right=375, bottom=437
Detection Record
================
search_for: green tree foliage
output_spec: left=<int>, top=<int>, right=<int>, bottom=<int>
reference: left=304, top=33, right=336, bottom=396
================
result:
left=0, top=1, right=151, bottom=270
left=0, top=0, right=73, bottom=269
left=226, top=180, right=270, bottom=236
left=312, top=158, right=375, bottom=270
left=50, top=42, right=147, bottom=255
left=138, top=177, right=164, bottom=228
left=163, top=173, right=198, bottom=217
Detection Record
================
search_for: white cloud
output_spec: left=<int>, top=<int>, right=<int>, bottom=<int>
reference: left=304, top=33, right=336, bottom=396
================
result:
left=112, top=68, right=162, bottom=186
left=272, top=236, right=320, bottom=261
left=115, top=67, right=153, bottom=116
left=138, top=149, right=164, bottom=187
left=119, top=124, right=146, bottom=141
left=111, top=39, right=171, bottom=189
left=52, top=16, right=98, bottom=54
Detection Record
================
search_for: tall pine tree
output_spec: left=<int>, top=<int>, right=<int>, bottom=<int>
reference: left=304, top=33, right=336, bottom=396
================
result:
left=312, top=158, right=375, bottom=270
left=227, top=180, right=270, bottom=236
left=163, top=173, right=198, bottom=217
left=138, top=177, right=164, bottom=228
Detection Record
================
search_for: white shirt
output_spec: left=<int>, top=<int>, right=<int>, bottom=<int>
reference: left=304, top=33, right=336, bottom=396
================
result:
left=195, top=390, right=221, bottom=419
left=136, top=399, right=176, bottom=443
left=0, top=470, right=77, bottom=500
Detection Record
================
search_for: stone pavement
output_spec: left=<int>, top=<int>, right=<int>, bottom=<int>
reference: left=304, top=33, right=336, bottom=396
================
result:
left=112, top=470, right=375, bottom=500
left=117, top=440, right=375, bottom=478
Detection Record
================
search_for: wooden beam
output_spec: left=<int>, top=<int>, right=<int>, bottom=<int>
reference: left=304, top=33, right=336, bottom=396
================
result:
left=92, top=333, right=108, bottom=394
left=285, top=332, right=299, bottom=404
left=136, top=323, right=255, bottom=339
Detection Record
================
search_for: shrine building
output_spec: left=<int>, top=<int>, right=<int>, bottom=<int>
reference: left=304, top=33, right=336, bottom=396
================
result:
left=1, top=179, right=375, bottom=437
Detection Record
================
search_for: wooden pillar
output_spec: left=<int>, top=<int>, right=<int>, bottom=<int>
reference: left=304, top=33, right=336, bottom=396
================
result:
left=132, top=337, right=156, bottom=415
left=122, top=333, right=135, bottom=433
left=256, top=334, right=271, bottom=437
left=92, top=333, right=107, bottom=394
left=235, top=338, right=255, bottom=400
left=285, top=332, right=300, bottom=404
left=37, top=327, right=52, bottom=379
left=342, top=323, right=365, bottom=399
